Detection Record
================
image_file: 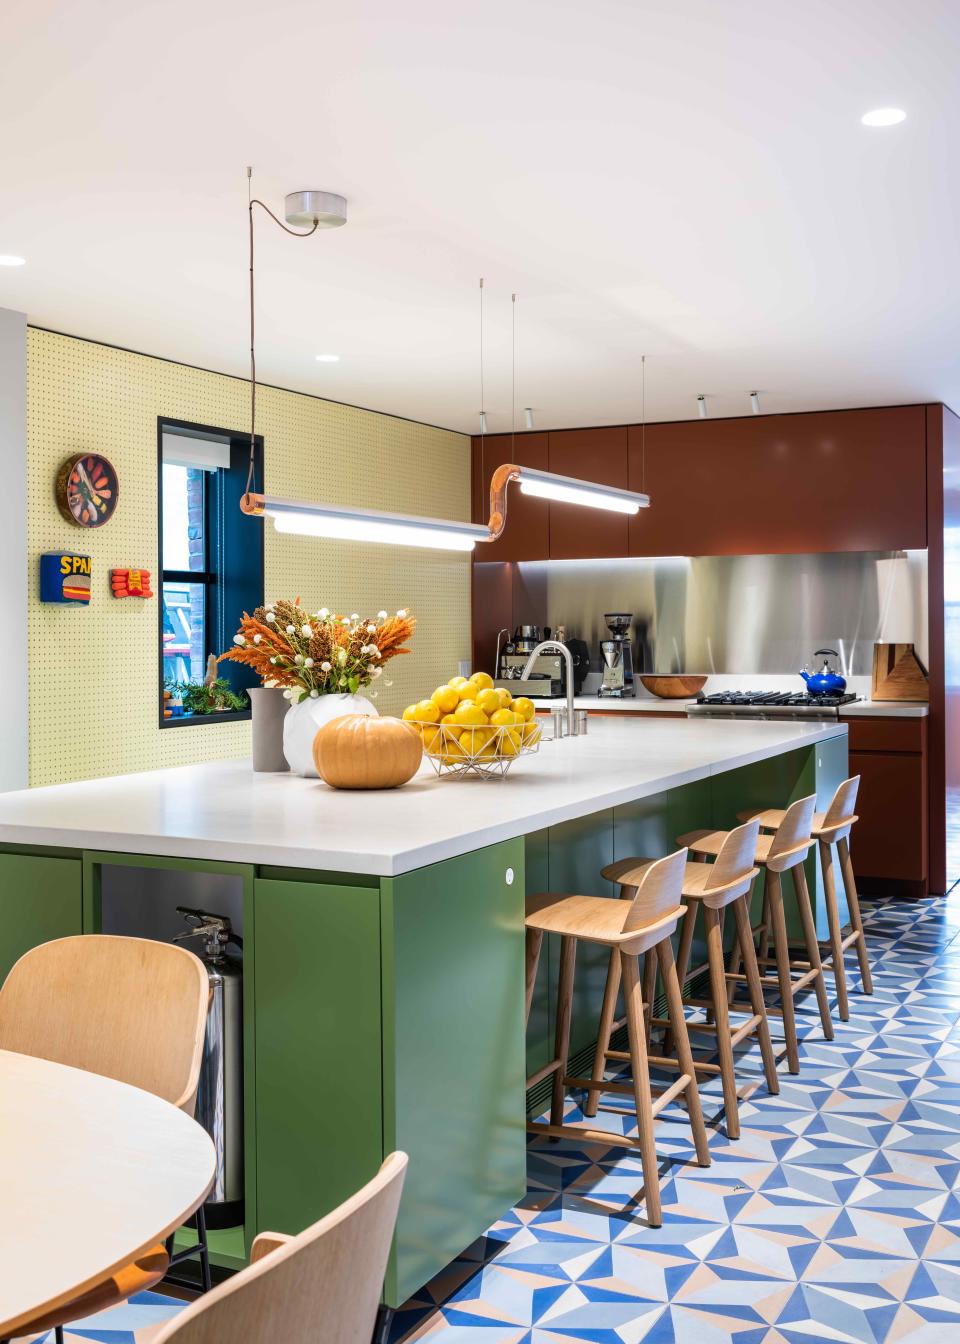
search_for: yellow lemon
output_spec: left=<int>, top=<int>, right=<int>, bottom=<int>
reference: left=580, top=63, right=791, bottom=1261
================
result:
left=521, top=722, right=542, bottom=745
left=490, top=707, right=518, bottom=728
left=440, top=713, right=461, bottom=738
left=495, top=687, right=513, bottom=708
left=415, top=699, right=440, bottom=724
left=448, top=675, right=469, bottom=689
left=421, top=725, right=443, bottom=753
left=475, top=687, right=501, bottom=716
left=478, top=739, right=499, bottom=760
left=460, top=725, right=493, bottom=753
left=454, top=701, right=487, bottom=728
left=439, top=738, right=466, bottom=765
left=431, top=685, right=459, bottom=714
left=511, top=696, right=535, bottom=722
left=456, top=682, right=477, bottom=702
left=469, top=671, right=495, bottom=692
left=402, top=704, right=418, bottom=721
left=499, top=731, right=522, bottom=757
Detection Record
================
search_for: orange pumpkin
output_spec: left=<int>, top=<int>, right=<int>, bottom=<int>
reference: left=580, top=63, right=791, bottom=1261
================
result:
left=312, top=714, right=423, bottom=789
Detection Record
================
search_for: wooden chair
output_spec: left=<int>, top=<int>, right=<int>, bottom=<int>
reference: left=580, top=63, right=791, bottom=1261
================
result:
left=739, top=776, right=873, bottom=1020
left=0, top=935, right=209, bottom=1342
left=149, top=1152, right=407, bottom=1344
left=525, top=850, right=711, bottom=1227
left=678, top=796, right=833, bottom=1073
left=589, top=820, right=778, bottom=1140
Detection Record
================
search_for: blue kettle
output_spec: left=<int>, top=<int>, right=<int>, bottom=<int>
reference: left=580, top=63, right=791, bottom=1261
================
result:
left=800, top=648, right=847, bottom=697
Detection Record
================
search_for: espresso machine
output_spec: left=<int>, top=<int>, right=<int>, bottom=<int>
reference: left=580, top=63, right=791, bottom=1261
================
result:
left=598, top=612, right=636, bottom=698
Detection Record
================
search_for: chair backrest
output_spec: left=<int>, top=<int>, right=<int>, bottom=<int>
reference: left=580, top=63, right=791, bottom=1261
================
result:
left=621, top=848, right=688, bottom=934
left=0, top=935, right=209, bottom=1113
left=153, top=1152, right=408, bottom=1344
left=701, top=819, right=761, bottom=908
left=766, top=794, right=816, bottom=872
left=821, top=775, right=860, bottom=839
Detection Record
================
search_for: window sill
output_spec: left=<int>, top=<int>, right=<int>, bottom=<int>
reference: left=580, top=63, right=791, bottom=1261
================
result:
left=160, top=709, right=252, bottom=729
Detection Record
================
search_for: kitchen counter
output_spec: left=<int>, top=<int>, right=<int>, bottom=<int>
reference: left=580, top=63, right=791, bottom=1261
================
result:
left=0, top=717, right=846, bottom=876
left=0, top=715, right=848, bottom=1309
left=537, top=694, right=929, bottom=719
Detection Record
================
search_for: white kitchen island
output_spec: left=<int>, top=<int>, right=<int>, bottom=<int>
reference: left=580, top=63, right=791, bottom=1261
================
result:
left=0, top=716, right=847, bottom=1310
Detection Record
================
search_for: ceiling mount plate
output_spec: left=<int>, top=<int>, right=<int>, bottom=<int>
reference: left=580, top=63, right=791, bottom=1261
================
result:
left=284, top=190, right=347, bottom=228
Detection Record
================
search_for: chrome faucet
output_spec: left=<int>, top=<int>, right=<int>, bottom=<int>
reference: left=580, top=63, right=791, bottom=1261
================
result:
left=521, top=640, right=577, bottom=737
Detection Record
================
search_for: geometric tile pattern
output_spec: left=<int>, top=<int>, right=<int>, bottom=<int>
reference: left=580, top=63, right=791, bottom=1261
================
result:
left=19, top=892, right=960, bottom=1344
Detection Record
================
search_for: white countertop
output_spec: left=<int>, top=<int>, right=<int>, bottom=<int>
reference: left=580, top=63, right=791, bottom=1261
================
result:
left=0, top=718, right=845, bottom=876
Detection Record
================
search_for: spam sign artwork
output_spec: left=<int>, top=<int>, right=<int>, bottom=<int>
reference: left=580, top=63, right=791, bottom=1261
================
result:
left=40, top=552, right=92, bottom=605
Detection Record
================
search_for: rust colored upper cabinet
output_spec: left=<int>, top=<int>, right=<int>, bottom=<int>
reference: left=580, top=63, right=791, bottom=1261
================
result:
left=547, top=427, right=630, bottom=558
left=627, top=406, right=927, bottom=556
left=471, top=433, right=549, bottom=561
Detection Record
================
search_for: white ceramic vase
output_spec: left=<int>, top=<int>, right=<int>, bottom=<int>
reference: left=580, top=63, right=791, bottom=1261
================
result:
left=282, top=693, right=379, bottom=778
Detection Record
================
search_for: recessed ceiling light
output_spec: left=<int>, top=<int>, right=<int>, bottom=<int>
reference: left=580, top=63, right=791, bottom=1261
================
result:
left=0, top=255, right=25, bottom=266
left=861, top=107, right=906, bottom=127
left=315, top=354, right=339, bottom=363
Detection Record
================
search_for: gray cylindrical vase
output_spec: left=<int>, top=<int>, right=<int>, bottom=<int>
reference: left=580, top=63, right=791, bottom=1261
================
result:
left=249, top=687, right=290, bottom=772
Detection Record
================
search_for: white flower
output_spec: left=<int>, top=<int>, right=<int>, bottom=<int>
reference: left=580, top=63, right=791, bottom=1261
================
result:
left=286, top=624, right=295, bottom=635
left=396, top=608, right=407, bottom=618
left=294, top=654, right=304, bottom=665
left=265, top=601, right=275, bottom=609
left=304, top=657, right=314, bottom=668
left=372, top=648, right=381, bottom=658
left=371, top=666, right=383, bottom=679
left=338, top=648, right=348, bottom=664
left=350, top=613, right=359, bottom=622
left=377, top=610, right=387, bottom=620
left=253, top=634, right=261, bottom=644
left=366, top=623, right=376, bottom=634
left=266, top=612, right=276, bottom=623
left=321, top=661, right=331, bottom=672
left=385, top=680, right=393, bottom=688
left=317, top=607, right=329, bottom=619
left=301, top=625, right=313, bottom=639
left=282, top=688, right=295, bottom=700
left=341, top=616, right=350, bottom=626
left=233, top=635, right=246, bottom=646
left=309, top=689, right=319, bottom=698
left=264, top=678, right=277, bottom=688
left=269, top=656, right=278, bottom=664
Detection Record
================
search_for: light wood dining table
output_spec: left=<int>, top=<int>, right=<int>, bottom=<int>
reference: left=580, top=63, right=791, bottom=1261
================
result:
left=0, top=1049, right=216, bottom=1339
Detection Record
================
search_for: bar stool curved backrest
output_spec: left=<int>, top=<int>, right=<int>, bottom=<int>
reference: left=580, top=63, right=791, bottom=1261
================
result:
left=700, top=818, right=761, bottom=908
left=621, top=848, right=688, bottom=934
left=152, top=1153, right=408, bottom=1344
left=820, top=776, right=860, bottom=841
left=765, top=794, right=817, bottom=873
left=0, top=934, right=208, bottom=1114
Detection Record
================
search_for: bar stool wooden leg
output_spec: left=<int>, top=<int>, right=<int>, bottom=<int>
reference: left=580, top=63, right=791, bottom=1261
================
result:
left=732, top=894, right=779, bottom=1095
left=704, top=905, right=740, bottom=1139
left=793, top=863, right=834, bottom=1041
left=642, top=948, right=657, bottom=1043
left=839, top=836, right=873, bottom=995
left=621, top=950, right=662, bottom=1226
left=819, top=838, right=850, bottom=1021
left=657, top=937, right=710, bottom=1167
left=767, top=872, right=800, bottom=1073
left=525, top=928, right=544, bottom=1028
left=551, top=936, right=577, bottom=1127
left=664, top=898, right=697, bottom=1057
left=583, top=948, right=621, bottom=1118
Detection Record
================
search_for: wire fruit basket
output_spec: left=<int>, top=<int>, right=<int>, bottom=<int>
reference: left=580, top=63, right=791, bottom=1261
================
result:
left=413, top=720, right=542, bottom=779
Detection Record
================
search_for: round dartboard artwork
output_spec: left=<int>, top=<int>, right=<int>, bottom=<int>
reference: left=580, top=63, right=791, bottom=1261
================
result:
left=56, top=453, right=120, bottom=528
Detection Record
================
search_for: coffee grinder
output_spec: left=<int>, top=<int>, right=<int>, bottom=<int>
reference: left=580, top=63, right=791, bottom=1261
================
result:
left=598, top=612, right=635, bottom=697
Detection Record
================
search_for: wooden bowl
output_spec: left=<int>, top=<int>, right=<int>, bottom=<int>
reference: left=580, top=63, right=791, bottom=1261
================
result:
left=638, top=674, right=708, bottom=699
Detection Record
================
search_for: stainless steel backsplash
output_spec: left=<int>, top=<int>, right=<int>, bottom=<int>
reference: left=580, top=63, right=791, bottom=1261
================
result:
left=523, top=551, right=928, bottom=676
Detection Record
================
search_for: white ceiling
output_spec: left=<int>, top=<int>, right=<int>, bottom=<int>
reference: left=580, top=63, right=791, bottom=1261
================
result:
left=2, top=0, right=958, bottom=433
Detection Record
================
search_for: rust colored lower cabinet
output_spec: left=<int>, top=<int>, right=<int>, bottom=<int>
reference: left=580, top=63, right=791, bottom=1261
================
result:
left=848, top=716, right=929, bottom=899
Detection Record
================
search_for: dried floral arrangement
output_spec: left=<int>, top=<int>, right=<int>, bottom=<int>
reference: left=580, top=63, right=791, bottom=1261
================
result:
left=220, top=599, right=416, bottom=703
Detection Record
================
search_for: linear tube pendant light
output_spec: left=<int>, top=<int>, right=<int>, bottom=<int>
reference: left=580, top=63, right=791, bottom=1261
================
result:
left=240, top=185, right=650, bottom=551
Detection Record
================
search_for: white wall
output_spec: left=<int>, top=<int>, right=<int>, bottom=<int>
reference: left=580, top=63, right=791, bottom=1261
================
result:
left=0, top=308, right=27, bottom=791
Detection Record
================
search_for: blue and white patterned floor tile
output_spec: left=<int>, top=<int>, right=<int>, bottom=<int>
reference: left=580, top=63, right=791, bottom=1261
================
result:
left=16, top=894, right=960, bottom=1344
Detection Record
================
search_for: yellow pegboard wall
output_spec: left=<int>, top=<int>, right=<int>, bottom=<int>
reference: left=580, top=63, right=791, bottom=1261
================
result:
left=27, top=329, right=472, bottom=786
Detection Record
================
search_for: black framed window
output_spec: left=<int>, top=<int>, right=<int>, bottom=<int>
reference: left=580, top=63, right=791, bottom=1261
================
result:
left=158, top=418, right=264, bottom=727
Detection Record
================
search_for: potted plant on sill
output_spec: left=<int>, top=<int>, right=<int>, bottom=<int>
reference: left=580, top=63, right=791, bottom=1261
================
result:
left=220, top=600, right=416, bottom=777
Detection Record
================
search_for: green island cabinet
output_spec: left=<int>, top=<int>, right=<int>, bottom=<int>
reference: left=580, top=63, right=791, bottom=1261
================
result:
left=0, top=731, right=847, bottom=1308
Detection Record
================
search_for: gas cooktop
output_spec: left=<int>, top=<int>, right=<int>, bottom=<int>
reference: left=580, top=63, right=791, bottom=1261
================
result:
left=696, top=691, right=858, bottom=708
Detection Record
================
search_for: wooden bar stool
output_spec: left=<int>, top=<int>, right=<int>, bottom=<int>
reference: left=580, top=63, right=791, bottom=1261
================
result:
left=678, top=795, right=833, bottom=1074
left=739, top=776, right=873, bottom=1021
left=525, top=850, right=711, bottom=1227
left=587, top=820, right=779, bottom=1140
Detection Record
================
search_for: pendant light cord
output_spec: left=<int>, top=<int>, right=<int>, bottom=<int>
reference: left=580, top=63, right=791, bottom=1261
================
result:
left=641, top=353, right=646, bottom=495
left=511, top=292, right=517, bottom=456
left=245, top=166, right=320, bottom=499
